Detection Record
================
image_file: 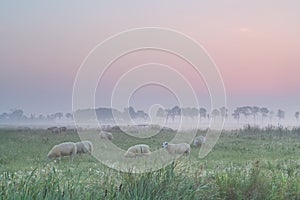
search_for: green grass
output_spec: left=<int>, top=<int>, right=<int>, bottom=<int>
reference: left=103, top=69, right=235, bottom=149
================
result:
left=0, top=127, right=300, bottom=199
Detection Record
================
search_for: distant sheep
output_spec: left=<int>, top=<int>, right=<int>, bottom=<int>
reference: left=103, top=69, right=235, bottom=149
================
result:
left=124, top=144, right=151, bottom=158
left=51, top=127, right=61, bottom=133
left=47, top=142, right=77, bottom=161
left=193, top=136, right=206, bottom=147
left=162, top=142, right=190, bottom=155
left=49, top=127, right=67, bottom=133
left=75, top=141, right=93, bottom=154
left=99, top=131, right=113, bottom=140
left=59, top=126, right=67, bottom=132
left=47, top=126, right=57, bottom=131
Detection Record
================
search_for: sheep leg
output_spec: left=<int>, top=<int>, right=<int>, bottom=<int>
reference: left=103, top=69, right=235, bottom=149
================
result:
left=70, top=153, right=75, bottom=163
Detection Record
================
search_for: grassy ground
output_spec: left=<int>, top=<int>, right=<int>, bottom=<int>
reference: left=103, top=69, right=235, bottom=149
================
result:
left=0, top=127, right=300, bottom=199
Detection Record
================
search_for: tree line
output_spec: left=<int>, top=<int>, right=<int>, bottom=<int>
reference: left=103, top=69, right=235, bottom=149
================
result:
left=0, top=107, right=148, bottom=123
left=155, top=106, right=300, bottom=125
left=0, top=106, right=299, bottom=125
left=0, top=109, right=73, bottom=123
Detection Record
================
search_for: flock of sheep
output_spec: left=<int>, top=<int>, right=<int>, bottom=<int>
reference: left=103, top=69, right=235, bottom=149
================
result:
left=47, top=130, right=206, bottom=160
left=47, top=126, right=67, bottom=133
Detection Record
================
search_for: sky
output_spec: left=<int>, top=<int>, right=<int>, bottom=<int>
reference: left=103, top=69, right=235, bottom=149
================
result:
left=0, top=0, right=300, bottom=117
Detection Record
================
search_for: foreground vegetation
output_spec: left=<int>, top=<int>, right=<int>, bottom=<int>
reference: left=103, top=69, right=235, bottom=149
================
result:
left=0, top=126, right=300, bottom=199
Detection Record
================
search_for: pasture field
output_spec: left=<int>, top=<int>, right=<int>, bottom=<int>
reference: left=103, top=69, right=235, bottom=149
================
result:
left=0, top=127, right=300, bottom=199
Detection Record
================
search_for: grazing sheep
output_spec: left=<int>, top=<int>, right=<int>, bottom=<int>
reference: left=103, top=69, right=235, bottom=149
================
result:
left=52, top=127, right=61, bottom=133
left=193, top=136, right=206, bottom=147
left=162, top=142, right=190, bottom=155
left=47, top=126, right=57, bottom=131
left=75, top=141, right=93, bottom=154
left=47, top=142, right=77, bottom=161
left=59, top=126, right=67, bottom=132
left=99, top=131, right=113, bottom=140
left=124, top=144, right=151, bottom=158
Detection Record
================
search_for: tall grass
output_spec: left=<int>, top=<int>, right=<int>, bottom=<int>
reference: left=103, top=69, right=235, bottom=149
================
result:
left=214, top=161, right=300, bottom=199
left=0, top=162, right=216, bottom=200
left=1, top=160, right=300, bottom=199
left=1, top=127, right=300, bottom=199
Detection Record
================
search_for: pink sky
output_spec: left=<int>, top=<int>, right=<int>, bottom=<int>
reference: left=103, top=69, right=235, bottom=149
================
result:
left=0, top=1, right=300, bottom=114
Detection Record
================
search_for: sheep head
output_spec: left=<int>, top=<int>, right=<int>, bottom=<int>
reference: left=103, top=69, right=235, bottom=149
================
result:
left=162, top=142, right=168, bottom=148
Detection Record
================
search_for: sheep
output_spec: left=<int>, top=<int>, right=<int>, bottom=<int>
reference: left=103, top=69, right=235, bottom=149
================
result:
left=75, top=141, right=93, bottom=155
left=47, top=126, right=57, bottom=131
left=47, top=142, right=77, bottom=161
left=52, top=127, right=61, bottom=133
left=99, top=131, right=113, bottom=140
left=162, top=142, right=190, bottom=155
left=193, top=136, right=206, bottom=147
left=124, top=144, right=151, bottom=158
left=59, top=126, right=67, bottom=132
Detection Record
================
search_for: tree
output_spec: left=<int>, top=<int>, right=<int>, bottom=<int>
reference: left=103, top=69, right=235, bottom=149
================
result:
left=277, top=109, right=285, bottom=123
left=295, top=111, right=299, bottom=123
left=181, top=107, right=199, bottom=121
left=251, top=106, right=260, bottom=124
left=211, top=109, right=220, bottom=120
left=122, top=107, right=137, bottom=121
left=38, top=114, right=44, bottom=120
left=259, top=107, right=269, bottom=125
left=232, top=109, right=240, bottom=123
left=65, top=113, right=73, bottom=120
left=47, top=114, right=56, bottom=121
left=0, top=112, right=9, bottom=121
left=239, top=106, right=252, bottom=122
left=128, top=106, right=136, bottom=119
left=220, top=107, right=228, bottom=119
left=165, top=108, right=172, bottom=123
left=111, top=109, right=123, bottom=120
left=30, top=114, right=35, bottom=120
left=172, top=106, right=181, bottom=115
left=9, top=109, right=24, bottom=121
left=136, top=110, right=148, bottom=120
left=54, top=112, right=63, bottom=120
left=199, top=108, right=207, bottom=121
left=96, top=108, right=114, bottom=122
left=169, top=106, right=181, bottom=122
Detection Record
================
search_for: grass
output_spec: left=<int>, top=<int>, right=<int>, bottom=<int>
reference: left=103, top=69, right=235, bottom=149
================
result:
left=0, top=126, right=300, bottom=199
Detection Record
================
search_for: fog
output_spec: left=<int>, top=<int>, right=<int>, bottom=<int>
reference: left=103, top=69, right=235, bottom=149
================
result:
left=1, top=104, right=299, bottom=131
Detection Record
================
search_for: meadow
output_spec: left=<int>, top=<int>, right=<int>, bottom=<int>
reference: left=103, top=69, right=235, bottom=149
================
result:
left=0, top=126, right=300, bottom=199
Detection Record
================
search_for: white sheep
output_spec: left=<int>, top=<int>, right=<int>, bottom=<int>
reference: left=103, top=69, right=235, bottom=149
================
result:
left=59, top=126, right=67, bottom=132
left=47, top=126, right=57, bottom=131
left=47, top=142, right=77, bottom=161
left=124, top=144, right=151, bottom=158
left=193, top=136, right=206, bottom=147
left=51, top=127, right=61, bottom=133
left=162, top=142, right=190, bottom=155
left=75, top=141, right=93, bottom=155
left=99, top=131, right=113, bottom=140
